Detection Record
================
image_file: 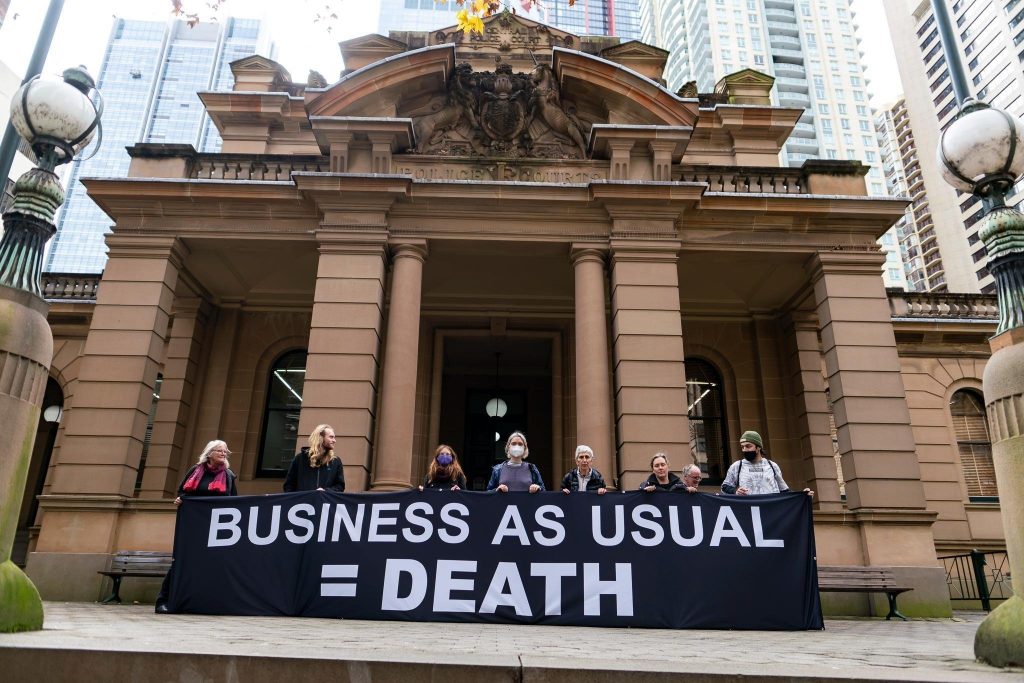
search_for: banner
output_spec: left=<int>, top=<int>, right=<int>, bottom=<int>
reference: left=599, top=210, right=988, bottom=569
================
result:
left=168, top=490, right=823, bottom=630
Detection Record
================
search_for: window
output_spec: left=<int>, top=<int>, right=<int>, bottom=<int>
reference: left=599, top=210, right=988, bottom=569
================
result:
left=135, top=374, right=163, bottom=493
left=686, top=359, right=729, bottom=482
left=818, top=103, right=830, bottom=114
left=950, top=390, right=998, bottom=499
left=257, top=349, right=308, bottom=476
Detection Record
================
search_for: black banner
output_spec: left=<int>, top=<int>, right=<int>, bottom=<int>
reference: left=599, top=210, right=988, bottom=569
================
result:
left=168, top=490, right=823, bottom=630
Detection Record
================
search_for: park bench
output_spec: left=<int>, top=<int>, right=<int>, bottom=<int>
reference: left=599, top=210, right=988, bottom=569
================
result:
left=817, top=565, right=913, bottom=620
left=98, top=551, right=173, bottom=604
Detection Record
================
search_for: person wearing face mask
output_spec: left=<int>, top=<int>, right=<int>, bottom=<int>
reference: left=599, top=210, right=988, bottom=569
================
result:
left=560, top=444, right=608, bottom=494
left=640, top=452, right=683, bottom=492
left=419, top=444, right=467, bottom=491
left=487, top=431, right=545, bottom=493
left=720, top=430, right=813, bottom=497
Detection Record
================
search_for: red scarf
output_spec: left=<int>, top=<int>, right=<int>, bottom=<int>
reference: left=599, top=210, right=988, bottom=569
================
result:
left=182, top=462, right=228, bottom=493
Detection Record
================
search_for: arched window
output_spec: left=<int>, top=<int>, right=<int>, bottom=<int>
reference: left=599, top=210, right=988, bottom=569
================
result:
left=686, top=358, right=729, bottom=481
left=257, top=350, right=307, bottom=476
left=950, top=389, right=997, bottom=500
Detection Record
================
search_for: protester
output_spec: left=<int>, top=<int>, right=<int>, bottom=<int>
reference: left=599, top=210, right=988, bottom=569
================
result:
left=560, top=444, right=608, bottom=494
left=419, top=444, right=467, bottom=490
left=487, top=431, right=545, bottom=492
left=155, top=439, right=237, bottom=613
left=720, top=430, right=813, bottom=497
left=283, top=424, right=345, bottom=492
left=680, top=463, right=702, bottom=493
left=640, top=452, right=683, bottom=492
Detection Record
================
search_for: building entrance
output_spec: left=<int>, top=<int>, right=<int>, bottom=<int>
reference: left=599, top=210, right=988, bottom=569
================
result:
left=437, top=335, right=555, bottom=490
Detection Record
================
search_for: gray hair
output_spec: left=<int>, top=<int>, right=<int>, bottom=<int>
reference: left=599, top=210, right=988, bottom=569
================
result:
left=682, top=463, right=701, bottom=478
left=574, top=444, right=594, bottom=459
left=198, top=440, right=231, bottom=468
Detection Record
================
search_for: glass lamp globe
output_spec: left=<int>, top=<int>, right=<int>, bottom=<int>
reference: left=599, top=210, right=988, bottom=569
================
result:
left=9, top=66, right=101, bottom=163
left=937, top=99, right=1024, bottom=194
left=485, top=397, right=508, bottom=418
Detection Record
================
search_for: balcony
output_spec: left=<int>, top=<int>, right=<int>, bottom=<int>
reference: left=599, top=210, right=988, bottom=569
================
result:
left=787, top=137, right=820, bottom=154
left=775, top=76, right=809, bottom=93
left=888, top=291, right=998, bottom=320
left=765, top=7, right=797, bottom=22
left=773, top=62, right=806, bottom=79
left=772, top=48, right=806, bottom=65
left=777, top=90, right=810, bottom=107
left=770, top=34, right=802, bottom=52
left=765, top=20, right=800, bottom=37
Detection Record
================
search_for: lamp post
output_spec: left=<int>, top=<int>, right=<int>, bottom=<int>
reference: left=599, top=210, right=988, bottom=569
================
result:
left=932, top=1, right=1024, bottom=666
left=0, top=66, right=101, bottom=633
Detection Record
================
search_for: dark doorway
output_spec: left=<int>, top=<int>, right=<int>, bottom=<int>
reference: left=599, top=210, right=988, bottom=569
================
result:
left=13, top=377, right=63, bottom=567
left=438, top=336, right=553, bottom=490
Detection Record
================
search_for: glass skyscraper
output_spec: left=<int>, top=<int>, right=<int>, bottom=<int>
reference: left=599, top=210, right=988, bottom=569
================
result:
left=45, top=17, right=271, bottom=274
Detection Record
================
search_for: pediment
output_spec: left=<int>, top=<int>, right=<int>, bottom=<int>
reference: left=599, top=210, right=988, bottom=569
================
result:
left=717, top=68, right=775, bottom=87
left=229, top=55, right=292, bottom=93
left=339, top=34, right=409, bottom=73
left=429, top=10, right=580, bottom=72
left=600, top=40, right=669, bottom=60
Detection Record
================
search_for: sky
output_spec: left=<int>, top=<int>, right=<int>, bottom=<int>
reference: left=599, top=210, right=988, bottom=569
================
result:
left=0, top=0, right=903, bottom=109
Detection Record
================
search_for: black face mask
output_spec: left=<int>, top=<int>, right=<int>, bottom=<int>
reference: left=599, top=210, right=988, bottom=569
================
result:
left=743, top=450, right=758, bottom=462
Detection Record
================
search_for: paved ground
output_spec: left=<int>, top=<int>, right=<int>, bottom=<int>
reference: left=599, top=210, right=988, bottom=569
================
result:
left=0, top=603, right=1021, bottom=682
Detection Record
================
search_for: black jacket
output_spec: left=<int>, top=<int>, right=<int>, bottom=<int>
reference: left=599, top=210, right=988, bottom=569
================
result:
left=283, top=449, right=345, bottom=492
left=639, top=472, right=683, bottom=491
left=422, top=473, right=467, bottom=490
left=560, top=468, right=606, bottom=492
left=176, top=463, right=237, bottom=497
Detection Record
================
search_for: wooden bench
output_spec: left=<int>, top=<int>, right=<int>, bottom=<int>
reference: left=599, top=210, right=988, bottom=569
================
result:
left=818, top=565, right=913, bottom=620
left=97, top=551, right=173, bottom=604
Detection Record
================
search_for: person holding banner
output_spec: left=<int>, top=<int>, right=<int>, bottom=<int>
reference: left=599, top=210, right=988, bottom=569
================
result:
left=155, top=439, right=237, bottom=613
left=720, top=430, right=813, bottom=497
left=283, top=424, right=345, bottom=492
left=680, top=463, right=702, bottom=493
left=419, top=444, right=467, bottom=490
left=640, top=453, right=683, bottom=492
left=560, top=444, right=607, bottom=494
left=487, top=431, right=545, bottom=492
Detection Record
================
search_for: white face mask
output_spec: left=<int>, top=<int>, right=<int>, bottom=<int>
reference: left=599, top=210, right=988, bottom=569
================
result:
left=509, top=445, right=525, bottom=458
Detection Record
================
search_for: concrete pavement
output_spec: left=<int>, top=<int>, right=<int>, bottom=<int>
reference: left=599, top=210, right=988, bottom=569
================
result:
left=0, top=602, right=1021, bottom=682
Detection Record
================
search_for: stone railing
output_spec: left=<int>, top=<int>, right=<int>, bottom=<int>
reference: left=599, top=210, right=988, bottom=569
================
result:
left=189, top=154, right=330, bottom=181
left=887, top=289, right=999, bottom=320
left=678, top=165, right=805, bottom=194
left=41, top=273, right=101, bottom=301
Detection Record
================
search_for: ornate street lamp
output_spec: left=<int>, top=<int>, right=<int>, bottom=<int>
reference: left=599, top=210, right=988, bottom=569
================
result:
left=0, top=66, right=101, bottom=633
left=933, top=4, right=1024, bottom=664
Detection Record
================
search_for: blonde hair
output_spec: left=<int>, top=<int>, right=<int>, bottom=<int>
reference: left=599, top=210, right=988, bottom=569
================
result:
left=504, top=431, right=530, bottom=459
left=307, top=424, right=338, bottom=468
left=198, top=440, right=231, bottom=468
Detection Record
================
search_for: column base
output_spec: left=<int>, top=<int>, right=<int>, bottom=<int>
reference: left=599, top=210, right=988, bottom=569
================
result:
left=975, top=594, right=1024, bottom=667
left=370, top=480, right=414, bottom=491
left=0, top=560, right=43, bottom=632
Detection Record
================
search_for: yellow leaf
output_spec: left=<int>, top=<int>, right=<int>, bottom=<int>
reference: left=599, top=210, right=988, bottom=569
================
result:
left=473, top=0, right=487, bottom=13
left=468, top=14, right=485, bottom=33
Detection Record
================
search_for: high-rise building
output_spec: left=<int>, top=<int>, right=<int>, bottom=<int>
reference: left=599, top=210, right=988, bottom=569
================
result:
left=0, top=0, right=9, bottom=30
left=881, top=0, right=1024, bottom=293
left=876, top=98, right=927, bottom=291
left=376, top=1, right=545, bottom=35
left=376, top=1, right=640, bottom=40
left=641, top=0, right=882, bottom=178
left=44, top=17, right=272, bottom=274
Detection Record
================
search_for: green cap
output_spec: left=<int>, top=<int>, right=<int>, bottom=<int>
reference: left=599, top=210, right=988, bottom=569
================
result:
left=739, top=430, right=763, bottom=449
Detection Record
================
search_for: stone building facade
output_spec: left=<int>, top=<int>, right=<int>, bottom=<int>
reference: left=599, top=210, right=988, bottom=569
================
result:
left=21, top=14, right=1007, bottom=616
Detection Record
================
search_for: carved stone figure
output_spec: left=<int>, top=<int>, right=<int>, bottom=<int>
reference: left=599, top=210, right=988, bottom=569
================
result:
left=530, top=64, right=587, bottom=156
left=407, top=61, right=590, bottom=159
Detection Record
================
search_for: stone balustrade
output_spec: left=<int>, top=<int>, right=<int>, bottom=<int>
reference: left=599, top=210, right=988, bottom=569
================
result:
left=887, top=289, right=999, bottom=320
left=41, top=273, right=101, bottom=301
left=678, top=165, right=805, bottom=194
left=190, top=155, right=330, bottom=181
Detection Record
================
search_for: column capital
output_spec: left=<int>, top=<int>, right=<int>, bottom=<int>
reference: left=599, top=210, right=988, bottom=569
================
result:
left=805, top=250, right=886, bottom=283
left=388, top=239, right=428, bottom=263
left=169, top=296, right=209, bottom=321
left=610, top=239, right=681, bottom=265
left=570, top=243, right=608, bottom=266
left=315, top=229, right=388, bottom=256
left=105, top=235, right=189, bottom=269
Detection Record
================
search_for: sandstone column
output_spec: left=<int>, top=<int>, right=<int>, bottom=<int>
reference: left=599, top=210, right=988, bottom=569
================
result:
left=137, top=298, right=210, bottom=498
left=809, top=251, right=949, bottom=616
left=571, top=245, right=615, bottom=483
left=372, top=240, right=428, bottom=490
left=300, top=233, right=388, bottom=491
left=610, top=241, right=689, bottom=489
left=783, top=311, right=843, bottom=509
left=47, top=236, right=185, bottom=499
